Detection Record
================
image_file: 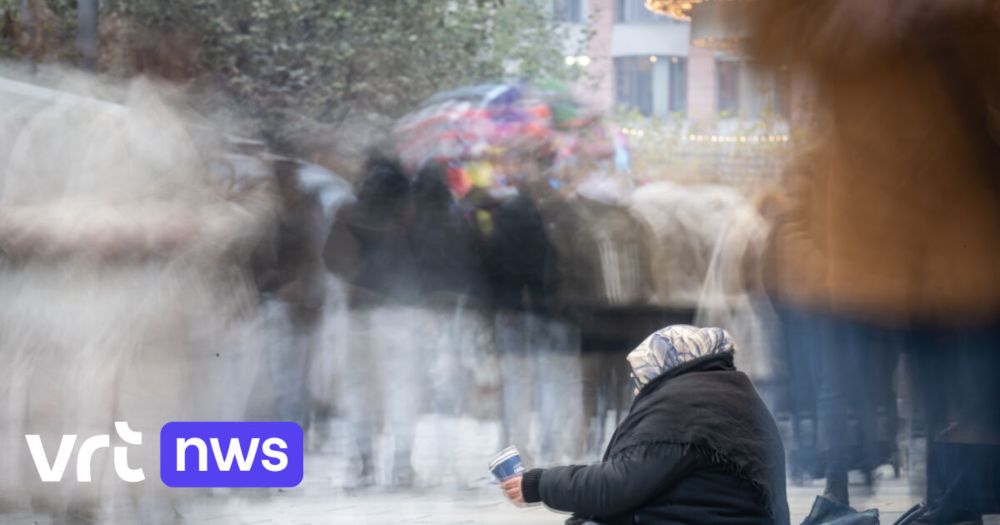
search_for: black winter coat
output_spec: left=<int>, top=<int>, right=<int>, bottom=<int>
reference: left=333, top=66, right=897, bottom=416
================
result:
left=521, top=353, right=790, bottom=525
left=485, top=193, right=554, bottom=312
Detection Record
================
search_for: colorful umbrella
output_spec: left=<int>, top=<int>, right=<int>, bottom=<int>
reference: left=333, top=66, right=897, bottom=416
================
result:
left=392, top=82, right=626, bottom=193
left=393, top=83, right=564, bottom=173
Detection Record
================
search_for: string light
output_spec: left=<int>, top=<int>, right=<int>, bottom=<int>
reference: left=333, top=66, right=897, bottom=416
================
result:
left=621, top=127, right=647, bottom=138
left=684, top=134, right=790, bottom=143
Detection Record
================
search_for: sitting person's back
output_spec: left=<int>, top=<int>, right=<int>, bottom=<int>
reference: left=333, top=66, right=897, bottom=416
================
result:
left=503, top=325, right=790, bottom=525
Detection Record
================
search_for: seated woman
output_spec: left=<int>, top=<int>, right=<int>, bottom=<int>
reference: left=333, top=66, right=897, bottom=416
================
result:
left=502, top=325, right=790, bottom=525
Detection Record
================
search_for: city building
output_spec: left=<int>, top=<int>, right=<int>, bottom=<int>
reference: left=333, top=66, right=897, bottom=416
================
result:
left=555, top=0, right=791, bottom=128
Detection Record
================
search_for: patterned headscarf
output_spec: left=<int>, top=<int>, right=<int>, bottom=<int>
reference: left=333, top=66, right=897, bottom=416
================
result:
left=626, top=325, right=735, bottom=387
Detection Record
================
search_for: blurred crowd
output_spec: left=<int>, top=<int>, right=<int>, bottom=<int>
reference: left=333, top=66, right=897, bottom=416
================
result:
left=0, top=70, right=781, bottom=518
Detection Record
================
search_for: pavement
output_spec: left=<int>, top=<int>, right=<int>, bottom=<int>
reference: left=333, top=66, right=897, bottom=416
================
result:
left=172, top=463, right=922, bottom=525
left=1, top=415, right=928, bottom=524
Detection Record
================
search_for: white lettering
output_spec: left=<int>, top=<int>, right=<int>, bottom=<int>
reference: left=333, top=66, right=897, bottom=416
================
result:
left=113, top=421, right=144, bottom=482
left=210, top=437, right=259, bottom=472
left=26, top=422, right=145, bottom=482
left=261, top=437, right=288, bottom=472
left=25, top=434, right=76, bottom=482
left=176, top=437, right=208, bottom=472
left=75, top=434, right=109, bottom=482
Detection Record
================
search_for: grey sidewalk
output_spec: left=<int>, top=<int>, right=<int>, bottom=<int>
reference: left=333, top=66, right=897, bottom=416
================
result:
left=175, top=458, right=921, bottom=524
left=2, top=414, right=925, bottom=524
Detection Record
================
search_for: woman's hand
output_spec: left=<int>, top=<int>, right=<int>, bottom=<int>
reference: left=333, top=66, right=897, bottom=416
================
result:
left=501, top=475, right=525, bottom=505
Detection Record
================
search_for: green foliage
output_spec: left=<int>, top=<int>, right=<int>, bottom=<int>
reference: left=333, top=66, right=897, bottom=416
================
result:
left=96, top=0, right=584, bottom=145
left=1, top=0, right=79, bottom=60
left=0, top=1, right=14, bottom=56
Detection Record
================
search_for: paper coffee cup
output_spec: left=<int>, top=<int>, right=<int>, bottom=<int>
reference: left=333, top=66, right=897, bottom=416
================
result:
left=489, top=445, right=525, bottom=481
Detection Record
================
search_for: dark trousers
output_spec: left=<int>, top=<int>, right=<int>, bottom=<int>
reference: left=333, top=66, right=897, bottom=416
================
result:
left=779, top=304, right=1000, bottom=514
left=777, top=305, right=899, bottom=504
left=907, top=325, right=1000, bottom=516
left=776, top=306, right=824, bottom=482
left=815, top=318, right=891, bottom=503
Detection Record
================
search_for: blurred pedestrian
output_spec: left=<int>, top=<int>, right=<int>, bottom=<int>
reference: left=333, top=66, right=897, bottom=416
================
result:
left=326, top=151, right=421, bottom=486
left=751, top=0, right=1000, bottom=519
left=486, top=151, right=584, bottom=466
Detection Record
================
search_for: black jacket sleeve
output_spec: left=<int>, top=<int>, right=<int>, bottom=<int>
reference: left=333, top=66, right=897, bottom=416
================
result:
left=521, top=443, right=696, bottom=520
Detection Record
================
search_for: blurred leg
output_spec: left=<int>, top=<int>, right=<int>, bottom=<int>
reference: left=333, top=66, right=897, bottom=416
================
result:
left=842, top=321, right=883, bottom=488
left=334, top=309, right=376, bottom=486
left=579, top=348, right=604, bottom=459
left=777, top=304, right=822, bottom=484
left=262, top=300, right=312, bottom=427
left=496, top=311, right=535, bottom=464
left=309, top=276, right=351, bottom=431
left=536, top=317, right=583, bottom=465
left=374, top=306, right=424, bottom=486
left=816, top=315, right=850, bottom=504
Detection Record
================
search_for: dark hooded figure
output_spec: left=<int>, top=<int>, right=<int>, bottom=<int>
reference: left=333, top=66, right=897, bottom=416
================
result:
left=334, top=152, right=419, bottom=304
left=328, top=155, right=485, bottom=305
left=502, top=325, right=790, bottom=525
left=409, top=161, right=487, bottom=301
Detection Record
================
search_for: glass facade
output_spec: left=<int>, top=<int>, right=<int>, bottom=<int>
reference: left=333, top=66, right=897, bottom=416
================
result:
left=553, top=0, right=585, bottom=23
left=615, top=55, right=687, bottom=117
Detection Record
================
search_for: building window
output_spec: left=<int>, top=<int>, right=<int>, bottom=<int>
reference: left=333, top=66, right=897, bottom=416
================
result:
left=615, top=0, right=674, bottom=23
left=616, top=56, right=653, bottom=116
left=615, top=55, right=686, bottom=117
left=716, top=59, right=790, bottom=120
left=553, top=0, right=585, bottom=23
left=669, top=56, right=687, bottom=113
left=717, top=59, right=741, bottom=116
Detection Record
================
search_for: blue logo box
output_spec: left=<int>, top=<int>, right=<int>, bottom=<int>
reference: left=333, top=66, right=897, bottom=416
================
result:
left=160, top=422, right=303, bottom=487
